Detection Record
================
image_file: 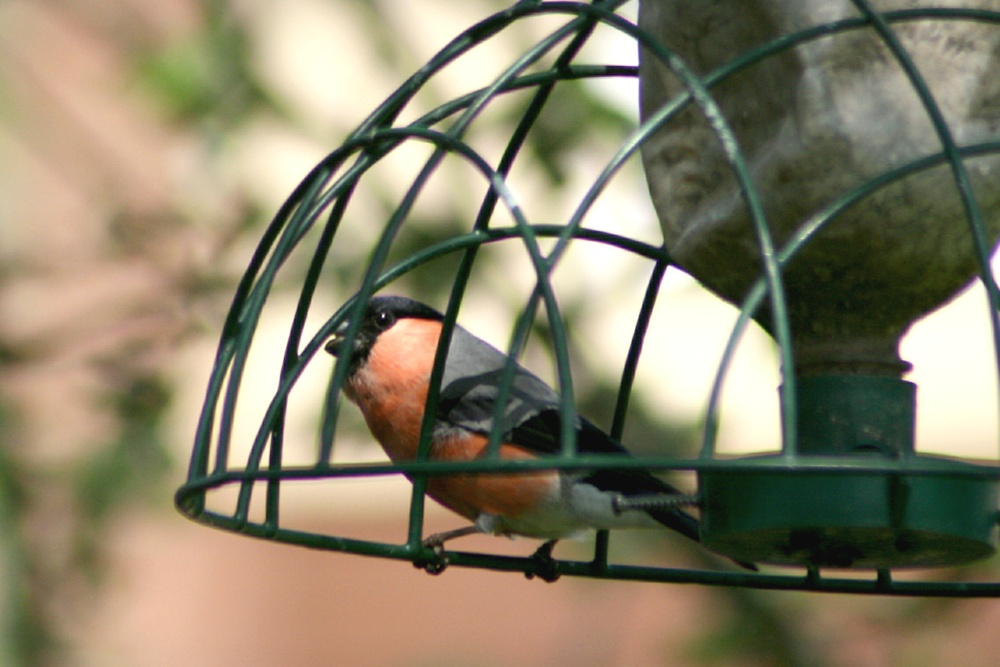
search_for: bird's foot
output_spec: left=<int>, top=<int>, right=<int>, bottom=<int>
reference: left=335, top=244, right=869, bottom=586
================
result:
left=415, top=540, right=450, bottom=575
left=525, top=540, right=561, bottom=583
left=414, top=525, right=480, bottom=576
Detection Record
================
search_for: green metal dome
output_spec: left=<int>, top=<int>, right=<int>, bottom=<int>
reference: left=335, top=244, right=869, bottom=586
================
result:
left=176, top=0, right=1000, bottom=596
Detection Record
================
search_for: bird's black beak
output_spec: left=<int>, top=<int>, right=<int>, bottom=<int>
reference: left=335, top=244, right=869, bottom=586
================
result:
left=324, top=323, right=350, bottom=357
left=324, top=336, right=343, bottom=357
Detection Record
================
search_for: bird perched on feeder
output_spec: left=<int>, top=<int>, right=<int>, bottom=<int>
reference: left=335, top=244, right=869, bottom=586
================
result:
left=325, top=295, right=740, bottom=581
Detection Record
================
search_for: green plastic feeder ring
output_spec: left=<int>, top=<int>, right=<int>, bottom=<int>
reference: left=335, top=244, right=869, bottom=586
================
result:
left=700, top=456, right=999, bottom=568
left=699, top=376, right=999, bottom=568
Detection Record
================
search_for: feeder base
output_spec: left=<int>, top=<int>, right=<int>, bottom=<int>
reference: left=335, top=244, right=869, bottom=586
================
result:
left=699, top=454, right=999, bottom=569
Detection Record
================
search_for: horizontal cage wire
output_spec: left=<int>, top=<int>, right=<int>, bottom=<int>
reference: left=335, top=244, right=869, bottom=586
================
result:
left=176, top=0, right=1000, bottom=595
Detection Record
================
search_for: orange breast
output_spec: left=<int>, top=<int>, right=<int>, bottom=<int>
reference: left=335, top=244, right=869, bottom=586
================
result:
left=427, top=433, right=557, bottom=522
left=343, top=318, right=556, bottom=523
left=344, top=318, right=440, bottom=461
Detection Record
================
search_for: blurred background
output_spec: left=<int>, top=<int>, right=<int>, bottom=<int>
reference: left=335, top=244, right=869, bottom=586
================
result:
left=2, top=0, right=1000, bottom=665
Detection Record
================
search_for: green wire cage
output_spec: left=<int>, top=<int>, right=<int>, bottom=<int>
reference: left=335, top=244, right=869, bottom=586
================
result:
left=176, top=0, right=1000, bottom=595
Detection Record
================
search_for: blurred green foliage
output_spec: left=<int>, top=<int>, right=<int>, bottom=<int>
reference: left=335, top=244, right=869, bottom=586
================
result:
left=133, top=2, right=279, bottom=126
left=71, top=373, right=174, bottom=580
left=0, top=399, right=49, bottom=666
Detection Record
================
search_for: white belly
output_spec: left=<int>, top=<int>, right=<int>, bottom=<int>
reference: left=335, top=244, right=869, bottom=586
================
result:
left=478, top=476, right=662, bottom=539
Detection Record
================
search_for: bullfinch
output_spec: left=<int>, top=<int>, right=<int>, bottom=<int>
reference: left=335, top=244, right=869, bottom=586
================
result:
left=325, top=295, right=728, bottom=580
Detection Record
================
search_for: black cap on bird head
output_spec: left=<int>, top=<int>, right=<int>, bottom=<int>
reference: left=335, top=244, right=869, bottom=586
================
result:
left=324, top=295, right=444, bottom=372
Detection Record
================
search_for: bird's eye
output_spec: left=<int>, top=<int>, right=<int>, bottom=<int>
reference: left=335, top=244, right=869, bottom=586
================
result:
left=373, top=310, right=395, bottom=330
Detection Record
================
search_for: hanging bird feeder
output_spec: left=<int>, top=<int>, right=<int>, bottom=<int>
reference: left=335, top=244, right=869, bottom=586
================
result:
left=176, top=0, right=1000, bottom=595
left=636, top=0, right=1000, bottom=571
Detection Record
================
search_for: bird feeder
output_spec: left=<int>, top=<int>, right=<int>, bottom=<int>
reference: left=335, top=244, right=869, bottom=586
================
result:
left=637, top=0, right=1000, bottom=570
left=176, top=0, right=1000, bottom=595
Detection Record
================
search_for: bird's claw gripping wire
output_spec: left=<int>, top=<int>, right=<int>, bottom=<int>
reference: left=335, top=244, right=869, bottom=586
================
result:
left=415, top=540, right=450, bottom=575
left=524, top=539, right=561, bottom=583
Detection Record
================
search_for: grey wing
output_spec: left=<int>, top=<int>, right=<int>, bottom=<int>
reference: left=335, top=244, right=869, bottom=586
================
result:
left=435, top=325, right=562, bottom=438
